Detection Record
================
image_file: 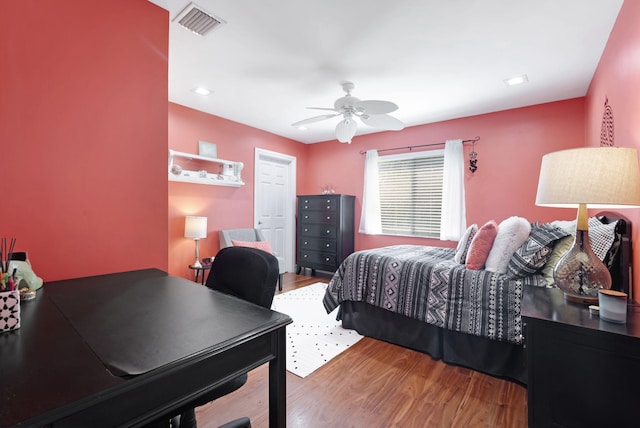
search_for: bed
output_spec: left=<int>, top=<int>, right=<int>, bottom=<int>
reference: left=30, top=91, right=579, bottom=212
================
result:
left=323, top=214, right=631, bottom=384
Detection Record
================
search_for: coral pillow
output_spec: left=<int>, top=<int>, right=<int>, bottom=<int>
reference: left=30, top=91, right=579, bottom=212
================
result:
left=465, top=220, right=498, bottom=270
left=231, top=240, right=273, bottom=254
left=485, top=216, right=531, bottom=274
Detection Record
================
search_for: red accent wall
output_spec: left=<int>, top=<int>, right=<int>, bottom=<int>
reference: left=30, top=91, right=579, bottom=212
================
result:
left=586, top=0, right=640, bottom=299
left=0, top=0, right=169, bottom=281
left=303, top=99, right=585, bottom=251
left=167, top=103, right=309, bottom=279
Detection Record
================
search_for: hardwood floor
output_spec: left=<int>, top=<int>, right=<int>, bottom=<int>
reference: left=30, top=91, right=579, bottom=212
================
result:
left=196, top=273, right=528, bottom=428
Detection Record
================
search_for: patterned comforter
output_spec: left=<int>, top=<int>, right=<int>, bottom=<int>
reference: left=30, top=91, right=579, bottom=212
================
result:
left=323, top=245, right=528, bottom=344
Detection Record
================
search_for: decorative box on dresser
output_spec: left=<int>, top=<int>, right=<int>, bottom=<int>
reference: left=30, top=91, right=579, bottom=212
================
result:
left=296, top=194, right=355, bottom=275
left=522, top=286, right=640, bottom=428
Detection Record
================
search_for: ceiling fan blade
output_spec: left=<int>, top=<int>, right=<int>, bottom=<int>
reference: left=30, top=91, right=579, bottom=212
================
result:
left=306, top=107, right=339, bottom=112
left=361, top=114, right=405, bottom=131
left=291, top=113, right=340, bottom=127
left=355, top=100, right=398, bottom=115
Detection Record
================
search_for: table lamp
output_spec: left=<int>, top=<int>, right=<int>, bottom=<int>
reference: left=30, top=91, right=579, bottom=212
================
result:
left=184, top=216, right=207, bottom=268
left=535, top=147, right=640, bottom=303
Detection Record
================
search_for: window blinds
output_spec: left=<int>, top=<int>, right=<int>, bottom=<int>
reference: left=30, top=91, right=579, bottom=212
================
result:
left=378, top=152, right=444, bottom=238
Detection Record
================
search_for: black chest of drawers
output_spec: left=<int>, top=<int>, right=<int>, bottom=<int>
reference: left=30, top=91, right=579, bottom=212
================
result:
left=296, top=194, right=355, bottom=274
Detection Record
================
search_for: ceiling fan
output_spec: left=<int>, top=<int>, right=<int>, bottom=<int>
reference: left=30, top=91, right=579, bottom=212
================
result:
left=291, top=82, right=405, bottom=144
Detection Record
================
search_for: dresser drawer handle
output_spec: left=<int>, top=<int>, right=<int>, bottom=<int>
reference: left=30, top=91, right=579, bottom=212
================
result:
left=326, top=205, right=331, bottom=209
left=304, top=228, right=309, bottom=232
left=326, top=216, right=331, bottom=220
left=303, top=254, right=308, bottom=258
left=304, top=205, right=309, bottom=209
left=325, top=230, right=331, bottom=234
left=304, top=241, right=309, bottom=245
left=326, top=243, right=330, bottom=248
left=304, top=215, right=309, bottom=219
left=325, top=257, right=330, bottom=262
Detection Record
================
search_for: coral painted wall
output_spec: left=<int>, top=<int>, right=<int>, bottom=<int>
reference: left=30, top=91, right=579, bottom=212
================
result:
left=0, top=0, right=168, bottom=281
left=168, top=103, right=309, bottom=279
left=586, top=0, right=640, bottom=300
left=303, top=99, right=585, bottom=252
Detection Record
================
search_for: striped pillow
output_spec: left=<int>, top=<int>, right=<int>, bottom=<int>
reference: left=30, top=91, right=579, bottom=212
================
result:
left=506, top=223, right=570, bottom=278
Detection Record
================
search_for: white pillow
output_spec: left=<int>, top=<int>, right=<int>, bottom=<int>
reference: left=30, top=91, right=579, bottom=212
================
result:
left=454, top=224, right=478, bottom=264
left=485, top=216, right=531, bottom=273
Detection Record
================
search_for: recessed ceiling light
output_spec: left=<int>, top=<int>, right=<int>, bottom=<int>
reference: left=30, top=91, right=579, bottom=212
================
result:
left=192, top=86, right=212, bottom=96
left=296, top=126, right=308, bottom=131
left=504, top=75, right=529, bottom=87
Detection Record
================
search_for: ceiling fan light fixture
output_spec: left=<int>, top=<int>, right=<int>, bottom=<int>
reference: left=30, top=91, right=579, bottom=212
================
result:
left=336, top=117, right=357, bottom=144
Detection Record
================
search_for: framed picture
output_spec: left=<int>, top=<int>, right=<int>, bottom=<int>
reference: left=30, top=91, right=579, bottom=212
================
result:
left=198, top=141, right=217, bottom=159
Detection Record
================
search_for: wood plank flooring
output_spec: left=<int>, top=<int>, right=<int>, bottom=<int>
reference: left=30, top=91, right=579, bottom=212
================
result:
left=196, top=273, right=528, bottom=428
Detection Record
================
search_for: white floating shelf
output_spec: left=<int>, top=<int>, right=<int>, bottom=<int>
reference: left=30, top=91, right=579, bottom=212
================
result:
left=168, top=149, right=244, bottom=187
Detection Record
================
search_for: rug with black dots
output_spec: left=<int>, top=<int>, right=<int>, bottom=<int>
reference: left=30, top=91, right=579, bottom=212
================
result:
left=270, top=282, right=363, bottom=378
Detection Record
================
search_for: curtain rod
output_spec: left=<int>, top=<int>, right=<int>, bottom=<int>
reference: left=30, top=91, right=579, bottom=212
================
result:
left=359, top=136, right=480, bottom=155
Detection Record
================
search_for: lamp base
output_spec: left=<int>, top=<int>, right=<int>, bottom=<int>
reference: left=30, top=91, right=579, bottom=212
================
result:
left=564, top=293, right=598, bottom=305
left=553, top=206, right=611, bottom=306
left=192, top=238, right=202, bottom=268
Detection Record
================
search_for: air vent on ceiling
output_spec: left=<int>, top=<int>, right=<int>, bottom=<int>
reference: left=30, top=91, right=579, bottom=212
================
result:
left=173, top=3, right=226, bottom=37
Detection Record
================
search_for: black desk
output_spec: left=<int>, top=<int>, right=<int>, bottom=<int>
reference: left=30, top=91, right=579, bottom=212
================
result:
left=0, top=269, right=291, bottom=427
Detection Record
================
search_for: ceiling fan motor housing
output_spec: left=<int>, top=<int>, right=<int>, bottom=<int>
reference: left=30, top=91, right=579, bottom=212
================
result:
left=334, top=95, right=361, bottom=111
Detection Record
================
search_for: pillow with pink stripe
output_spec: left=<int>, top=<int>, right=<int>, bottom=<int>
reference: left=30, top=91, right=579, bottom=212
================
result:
left=465, top=220, right=499, bottom=270
left=231, top=240, right=273, bottom=254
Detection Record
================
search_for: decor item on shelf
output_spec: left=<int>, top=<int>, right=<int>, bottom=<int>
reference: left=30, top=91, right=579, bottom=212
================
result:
left=535, top=147, right=640, bottom=303
left=198, top=140, right=217, bottom=158
left=291, top=82, right=404, bottom=144
left=184, top=216, right=208, bottom=268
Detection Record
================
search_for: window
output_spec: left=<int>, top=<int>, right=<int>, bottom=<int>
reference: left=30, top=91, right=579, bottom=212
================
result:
left=377, top=150, right=444, bottom=238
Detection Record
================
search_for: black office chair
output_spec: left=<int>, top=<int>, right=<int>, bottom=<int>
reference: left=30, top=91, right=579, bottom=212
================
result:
left=158, top=246, right=280, bottom=428
left=206, top=246, right=279, bottom=308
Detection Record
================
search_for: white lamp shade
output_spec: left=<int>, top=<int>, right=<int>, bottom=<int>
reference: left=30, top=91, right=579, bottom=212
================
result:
left=536, top=147, right=640, bottom=208
left=184, top=216, right=207, bottom=239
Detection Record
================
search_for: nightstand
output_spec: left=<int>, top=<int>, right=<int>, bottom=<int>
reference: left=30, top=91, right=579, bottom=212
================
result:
left=522, top=286, right=640, bottom=428
left=188, top=264, right=211, bottom=285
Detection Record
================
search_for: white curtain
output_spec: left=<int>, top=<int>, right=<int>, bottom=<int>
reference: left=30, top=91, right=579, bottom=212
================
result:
left=439, top=139, right=466, bottom=241
left=359, top=149, right=382, bottom=234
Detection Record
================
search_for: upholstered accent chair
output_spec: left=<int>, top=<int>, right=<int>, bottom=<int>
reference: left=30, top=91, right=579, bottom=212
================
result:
left=219, top=228, right=285, bottom=291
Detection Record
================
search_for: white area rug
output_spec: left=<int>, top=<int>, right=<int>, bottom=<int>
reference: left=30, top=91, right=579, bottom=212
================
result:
left=271, top=282, right=363, bottom=378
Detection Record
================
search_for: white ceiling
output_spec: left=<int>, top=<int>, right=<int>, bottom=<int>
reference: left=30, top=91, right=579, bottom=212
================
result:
left=149, top=0, right=623, bottom=144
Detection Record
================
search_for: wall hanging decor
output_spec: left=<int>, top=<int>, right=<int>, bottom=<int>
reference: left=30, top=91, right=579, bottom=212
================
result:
left=469, top=141, right=478, bottom=173
left=600, top=97, right=615, bottom=147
